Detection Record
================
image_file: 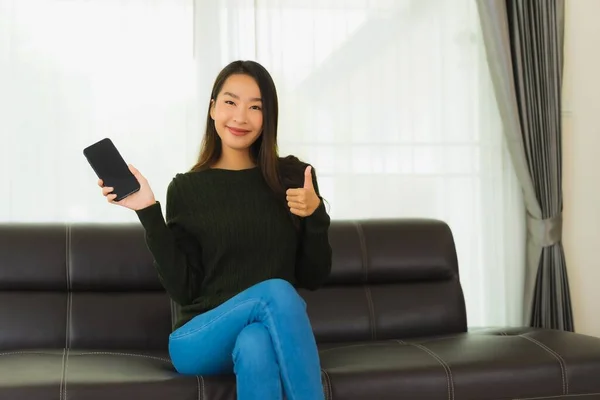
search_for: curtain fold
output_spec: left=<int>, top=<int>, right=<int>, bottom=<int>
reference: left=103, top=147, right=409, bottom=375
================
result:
left=476, top=0, right=573, bottom=331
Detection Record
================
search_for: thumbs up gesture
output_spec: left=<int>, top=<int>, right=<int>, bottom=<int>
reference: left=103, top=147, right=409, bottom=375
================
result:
left=286, top=165, right=321, bottom=217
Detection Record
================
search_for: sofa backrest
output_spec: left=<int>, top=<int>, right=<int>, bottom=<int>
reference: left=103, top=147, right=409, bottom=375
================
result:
left=306, top=219, right=467, bottom=343
left=0, top=224, right=172, bottom=351
left=0, top=219, right=466, bottom=351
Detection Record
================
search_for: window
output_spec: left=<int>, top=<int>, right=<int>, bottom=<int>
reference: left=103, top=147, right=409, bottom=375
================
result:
left=0, top=0, right=525, bottom=328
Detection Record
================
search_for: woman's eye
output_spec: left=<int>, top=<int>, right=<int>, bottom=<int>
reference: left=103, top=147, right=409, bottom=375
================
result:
left=225, top=100, right=235, bottom=106
left=251, top=106, right=262, bottom=110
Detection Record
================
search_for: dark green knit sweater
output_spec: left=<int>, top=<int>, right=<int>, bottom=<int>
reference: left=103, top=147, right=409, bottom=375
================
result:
left=135, top=165, right=332, bottom=330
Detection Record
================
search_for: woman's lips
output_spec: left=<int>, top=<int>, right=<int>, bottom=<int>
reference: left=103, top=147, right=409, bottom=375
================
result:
left=227, top=126, right=251, bottom=136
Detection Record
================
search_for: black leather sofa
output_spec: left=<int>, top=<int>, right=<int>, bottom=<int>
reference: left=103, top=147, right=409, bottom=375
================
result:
left=1, top=219, right=600, bottom=400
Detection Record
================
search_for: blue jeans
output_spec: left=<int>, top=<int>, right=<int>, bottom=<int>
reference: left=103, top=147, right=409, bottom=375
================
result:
left=168, top=278, right=325, bottom=400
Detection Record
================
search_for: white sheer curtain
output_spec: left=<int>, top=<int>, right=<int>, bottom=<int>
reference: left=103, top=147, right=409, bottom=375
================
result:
left=0, top=0, right=525, bottom=328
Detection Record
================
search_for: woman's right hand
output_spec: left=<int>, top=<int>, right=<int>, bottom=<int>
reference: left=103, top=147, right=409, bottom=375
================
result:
left=98, top=164, right=157, bottom=211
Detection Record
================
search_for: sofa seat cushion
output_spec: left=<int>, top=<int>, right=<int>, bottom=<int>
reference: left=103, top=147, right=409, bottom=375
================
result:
left=0, top=350, right=65, bottom=399
left=0, top=349, right=320, bottom=400
left=3, top=328, right=600, bottom=400
left=0, top=349, right=200, bottom=400
left=318, top=328, right=600, bottom=400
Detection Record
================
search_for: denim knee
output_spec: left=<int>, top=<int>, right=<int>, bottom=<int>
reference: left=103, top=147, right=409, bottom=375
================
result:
left=232, top=323, right=277, bottom=371
left=256, top=278, right=306, bottom=310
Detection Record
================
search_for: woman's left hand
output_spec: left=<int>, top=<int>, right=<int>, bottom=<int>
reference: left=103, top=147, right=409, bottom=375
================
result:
left=286, top=166, right=321, bottom=217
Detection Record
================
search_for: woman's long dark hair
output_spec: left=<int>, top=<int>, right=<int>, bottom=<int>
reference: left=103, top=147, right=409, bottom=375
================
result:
left=190, top=60, right=306, bottom=227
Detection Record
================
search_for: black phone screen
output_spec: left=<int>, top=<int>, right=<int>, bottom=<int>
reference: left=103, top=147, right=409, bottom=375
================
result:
left=83, top=138, right=140, bottom=201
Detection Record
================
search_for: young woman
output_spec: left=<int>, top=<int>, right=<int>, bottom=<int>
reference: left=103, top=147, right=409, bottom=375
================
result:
left=98, top=60, right=332, bottom=400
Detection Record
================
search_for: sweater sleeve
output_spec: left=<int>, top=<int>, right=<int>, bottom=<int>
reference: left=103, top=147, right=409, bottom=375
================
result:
left=294, top=167, right=333, bottom=290
left=135, top=177, right=203, bottom=305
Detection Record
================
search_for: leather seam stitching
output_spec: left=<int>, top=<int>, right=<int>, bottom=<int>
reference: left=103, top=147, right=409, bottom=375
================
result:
left=321, top=334, right=520, bottom=354
left=74, top=352, right=172, bottom=363
left=196, top=375, right=200, bottom=400
left=63, top=348, right=69, bottom=400
left=514, top=393, right=600, bottom=400
left=65, top=225, right=73, bottom=349
left=405, top=335, right=462, bottom=344
left=322, top=368, right=333, bottom=400
left=364, top=286, right=377, bottom=340
left=62, top=225, right=70, bottom=400
left=68, top=291, right=72, bottom=348
left=355, top=221, right=376, bottom=340
left=519, top=334, right=568, bottom=394
left=65, top=225, right=70, bottom=293
left=406, top=342, right=454, bottom=400
left=65, top=225, right=71, bottom=350
left=59, top=348, right=66, bottom=400
left=0, top=351, right=60, bottom=357
left=320, top=370, right=329, bottom=400
left=353, top=221, right=368, bottom=283
left=409, top=343, right=451, bottom=400
left=196, top=375, right=206, bottom=400
left=171, top=299, right=177, bottom=329
left=319, top=342, right=396, bottom=354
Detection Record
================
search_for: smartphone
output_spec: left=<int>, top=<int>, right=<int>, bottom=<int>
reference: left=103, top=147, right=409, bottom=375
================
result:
left=83, top=138, right=140, bottom=202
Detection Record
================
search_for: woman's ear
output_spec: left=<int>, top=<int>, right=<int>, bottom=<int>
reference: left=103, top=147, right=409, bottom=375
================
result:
left=209, top=99, right=215, bottom=120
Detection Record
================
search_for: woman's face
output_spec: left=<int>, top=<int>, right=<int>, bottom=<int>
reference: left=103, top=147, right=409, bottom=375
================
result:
left=210, top=74, right=263, bottom=153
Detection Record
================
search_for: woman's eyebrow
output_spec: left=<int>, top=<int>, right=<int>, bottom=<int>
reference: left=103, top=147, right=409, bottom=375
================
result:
left=223, top=91, right=262, bottom=102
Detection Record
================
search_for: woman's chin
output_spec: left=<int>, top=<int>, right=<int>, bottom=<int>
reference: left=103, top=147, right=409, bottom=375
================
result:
left=222, top=138, right=253, bottom=151
left=226, top=135, right=261, bottom=149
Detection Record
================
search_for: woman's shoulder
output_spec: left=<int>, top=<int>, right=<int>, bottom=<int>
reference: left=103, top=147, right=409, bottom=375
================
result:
left=279, top=154, right=309, bottom=167
left=278, top=155, right=313, bottom=177
left=167, top=169, right=213, bottom=193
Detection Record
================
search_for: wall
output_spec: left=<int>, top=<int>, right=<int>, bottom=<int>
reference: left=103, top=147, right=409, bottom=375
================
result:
left=562, top=0, right=600, bottom=337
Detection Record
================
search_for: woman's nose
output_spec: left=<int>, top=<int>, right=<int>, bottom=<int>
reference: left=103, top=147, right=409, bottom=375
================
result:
left=233, top=106, right=247, bottom=123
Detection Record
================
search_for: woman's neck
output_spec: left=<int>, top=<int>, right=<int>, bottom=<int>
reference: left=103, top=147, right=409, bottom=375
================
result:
left=212, top=148, right=256, bottom=170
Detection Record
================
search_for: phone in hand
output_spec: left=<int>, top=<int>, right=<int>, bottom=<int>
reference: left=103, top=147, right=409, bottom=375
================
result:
left=83, top=138, right=140, bottom=201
